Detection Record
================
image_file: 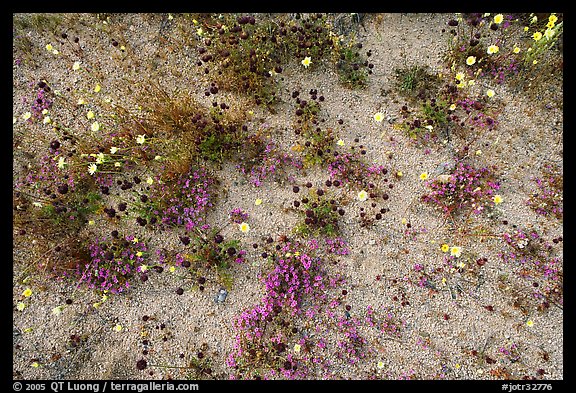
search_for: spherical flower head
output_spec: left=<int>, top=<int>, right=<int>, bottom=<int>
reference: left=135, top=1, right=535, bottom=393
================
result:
left=374, top=112, right=384, bottom=122
left=22, top=288, right=32, bottom=297
left=301, top=56, right=312, bottom=68
left=493, top=14, right=504, bottom=24
left=72, top=61, right=81, bottom=71
left=487, top=45, right=499, bottom=54
left=358, top=190, right=368, bottom=201
left=239, top=222, right=250, bottom=233
left=450, top=246, right=462, bottom=258
left=419, top=172, right=429, bottom=181
left=486, top=89, right=495, bottom=98
left=88, top=163, right=98, bottom=175
left=513, top=46, right=521, bottom=54
left=493, top=194, right=503, bottom=204
left=466, top=56, right=476, bottom=66
left=16, top=302, right=26, bottom=311
left=533, top=32, right=543, bottom=41
left=441, top=243, right=450, bottom=253
left=91, top=121, right=100, bottom=132
left=136, top=134, right=146, bottom=144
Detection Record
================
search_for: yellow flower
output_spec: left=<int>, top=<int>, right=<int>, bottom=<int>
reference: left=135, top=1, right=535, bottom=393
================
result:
left=513, top=46, right=521, bottom=54
left=91, top=121, right=100, bottom=132
left=77, top=98, right=87, bottom=105
left=169, top=266, right=176, bottom=273
left=396, top=171, right=403, bottom=178
left=546, top=21, right=555, bottom=29
left=532, top=32, right=542, bottom=41
left=239, top=222, right=250, bottom=233
left=419, top=172, right=428, bottom=181
left=493, top=14, right=504, bottom=24
left=132, top=237, right=139, bottom=244
left=114, top=162, right=121, bottom=167
left=301, top=56, right=312, bottom=68
left=16, top=302, right=26, bottom=311
left=31, top=362, right=40, bottom=368
left=146, top=176, right=154, bottom=185
left=22, top=112, right=32, bottom=121
left=487, top=45, right=499, bottom=54
left=524, top=26, right=529, bottom=32
left=549, top=14, right=558, bottom=24
left=110, top=146, right=118, bottom=154
left=466, top=56, right=476, bottom=66
left=293, top=343, right=301, bottom=353
left=45, top=43, right=53, bottom=51
left=456, top=261, right=466, bottom=269
left=337, top=139, right=345, bottom=146
left=526, top=320, right=534, bottom=327
left=196, top=27, right=204, bottom=36
left=136, top=252, right=143, bottom=258
left=373, top=112, right=384, bottom=122
left=441, top=244, right=449, bottom=253
left=486, top=89, right=495, bottom=98
left=531, top=15, right=538, bottom=24
left=94, top=84, right=101, bottom=93
left=468, top=80, right=475, bottom=86
left=43, top=116, right=51, bottom=124
left=449, top=103, right=457, bottom=111
left=377, top=361, right=385, bottom=369
left=493, top=195, right=503, bottom=204
left=168, top=13, right=174, bottom=20
left=22, top=288, right=32, bottom=297
left=532, top=60, right=538, bottom=65
left=455, top=72, right=465, bottom=81
left=88, top=220, right=95, bottom=225
left=450, top=246, right=462, bottom=258
left=87, top=110, right=95, bottom=119
left=72, top=61, right=81, bottom=71
left=358, top=190, right=368, bottom=201
left=136, top=134, right=146, bottom=144
left=113, top=324, right=123, bottom=332
left=255, top=198, right=263, bottom=206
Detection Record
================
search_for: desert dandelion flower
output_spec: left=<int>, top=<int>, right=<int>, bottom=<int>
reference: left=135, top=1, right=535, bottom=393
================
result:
left=301, top=56, right=312, bottom=68
left=255, top=198, right=263, bottom=206
left=72, top=61, right=81, bottom=71
left=493, top=194, right=503, bottom=204
left=87, top=110, right=95, bottom=119
left=494, top=14, right=504, bottom=24
left=337, top=139, right=345, bottom=146
left=420, top=172, right=429, bottom=181
left=486, top=89, right=495, bottom=98
left=94, top=84, right=102, bottom=93
left=358, top=190, right=368, bottom=201
left=466, top=56, right=476, bottom=66
left=22, top=288, right=32, bottom=297
left=294, top=343, right=301, bottom=353
left=450, top=246, right=462, bottom=258
left=16, top=302, right=26, bottom=311
left=441, top=244, right=450, bottom=253
left=91, top=121, right=100, bottom=132
left=513, top=46, right=521, bottom=54
left=239, top=222, right=250, bottom=233
left=374, top=112, right=384, bottom=122
left=487, top=45, right=499, bottom=54
left=136, top=134, right=146, bottom=144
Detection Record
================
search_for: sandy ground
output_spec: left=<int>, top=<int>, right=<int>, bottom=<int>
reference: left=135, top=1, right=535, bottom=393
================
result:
left=13, top=13, right=562, bottom=381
